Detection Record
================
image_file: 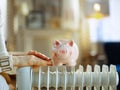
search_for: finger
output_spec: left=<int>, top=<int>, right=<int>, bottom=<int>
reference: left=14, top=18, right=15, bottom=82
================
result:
left=28, top=50, right=51, bottom=61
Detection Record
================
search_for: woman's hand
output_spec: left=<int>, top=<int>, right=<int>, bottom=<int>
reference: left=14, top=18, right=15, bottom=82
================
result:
left=12, top=50, right=53, bottom=68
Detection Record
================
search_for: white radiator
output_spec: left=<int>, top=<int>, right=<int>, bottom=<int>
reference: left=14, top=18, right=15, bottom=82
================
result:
left=16, top=65, right=119, bottom=90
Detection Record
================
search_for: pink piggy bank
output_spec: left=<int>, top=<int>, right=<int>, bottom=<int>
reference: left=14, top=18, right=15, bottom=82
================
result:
left=52, top=40, right=79, bottom=66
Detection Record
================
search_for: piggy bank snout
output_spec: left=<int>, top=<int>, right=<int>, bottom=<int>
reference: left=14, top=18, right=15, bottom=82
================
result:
left=58, top=49, right=67, bottom=54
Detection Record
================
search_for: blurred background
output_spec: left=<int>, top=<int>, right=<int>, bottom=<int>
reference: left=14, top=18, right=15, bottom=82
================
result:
left=1, top=0, right=120, bottom=89
left=1, top=0, right=120, bottom=72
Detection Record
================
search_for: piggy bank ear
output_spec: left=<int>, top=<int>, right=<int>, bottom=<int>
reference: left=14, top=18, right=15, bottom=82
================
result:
left=53, top=40, right=61, bottom=48
left=68, top=40, right=74, bottom=47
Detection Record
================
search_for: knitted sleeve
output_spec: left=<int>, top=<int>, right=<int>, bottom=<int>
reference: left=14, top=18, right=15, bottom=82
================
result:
left=0, top=11, right=13, bottom=72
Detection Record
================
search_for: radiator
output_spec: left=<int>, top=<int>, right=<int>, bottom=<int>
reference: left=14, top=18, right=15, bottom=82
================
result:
left=16, top=65, right=119, bottom=90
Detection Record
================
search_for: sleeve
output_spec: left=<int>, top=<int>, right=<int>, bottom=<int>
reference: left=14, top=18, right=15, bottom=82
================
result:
left=0, top=10, right=13, bottom=72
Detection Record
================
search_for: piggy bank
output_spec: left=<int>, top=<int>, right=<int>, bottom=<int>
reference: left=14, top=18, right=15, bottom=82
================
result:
left=52, top=40, right=79, bottom=66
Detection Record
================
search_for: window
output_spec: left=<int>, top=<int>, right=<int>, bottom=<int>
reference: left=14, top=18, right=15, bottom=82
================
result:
left=88, top=0, right=120, bottom=42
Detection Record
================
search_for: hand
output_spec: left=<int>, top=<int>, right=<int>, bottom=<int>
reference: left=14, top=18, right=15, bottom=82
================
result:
left=12, top=50, right=53, bottom=68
